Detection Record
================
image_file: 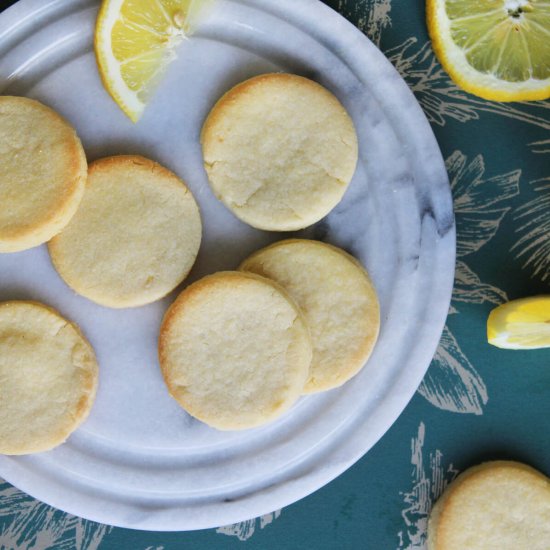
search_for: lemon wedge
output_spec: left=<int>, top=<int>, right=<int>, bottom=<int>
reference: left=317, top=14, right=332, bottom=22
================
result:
left=488, top=296, right=550, bottom=349
left=95, top=0, right=213, bottom=122
left=427, top=0, right=550, bottom=101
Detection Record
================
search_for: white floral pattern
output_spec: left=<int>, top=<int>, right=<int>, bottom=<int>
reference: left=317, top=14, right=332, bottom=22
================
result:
left=386, top=38, right=550, bottom=130
left=216, top=510, right=282, bottom=541
left=0, top=479, right=111, bottom=550
left=397, top=423, right=458, bottom=549
left=335, top=0, right=392, bottom=45
left=512, top=178, right=550, bottom=282
left=418, top=326, right=488, bottom=415
left=418, top=151, right=519, bottom=414
left=529, top=139, right=550, bottom=155
left=1, top=0, right=549, bottom=546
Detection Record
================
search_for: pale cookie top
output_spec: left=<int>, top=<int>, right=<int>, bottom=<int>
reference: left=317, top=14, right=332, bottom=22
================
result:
left=428, top=461, right=550, bottom=550
left=201, top=73, right=359, bottom=231
left=159, top=271, right=313, bottom=430
left=49, top=155, right=202, bottom=308
left=0, top=301, right=98, bottom=455
left=241, top=239, right=380, bottom=393
left=0, top=96, right=87, bottom=253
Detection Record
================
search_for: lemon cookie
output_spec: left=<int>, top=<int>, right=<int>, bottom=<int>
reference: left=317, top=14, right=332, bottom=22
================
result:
left=0, top=96, right=87, bottom=253
left=201, top=73, right=358, bottom=231
left=159, top=271, right=313, bottom=430
left=0, top=301, right=98, bottom=455
left=49, top=155, right=201, bottom=308
left=240, top=239, right=379, bottom=393
left=428, top=461, right=550, bottom=550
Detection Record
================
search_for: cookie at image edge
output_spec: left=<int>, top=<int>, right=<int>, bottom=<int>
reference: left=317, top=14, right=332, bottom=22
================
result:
left=427, top=461, right=550, bottom=550
left=158, top=271, right=313, bottom=430
left=0, top=96, right=87, bottom=253
left=201, top=73, right=359, bottom=231
left=0, top=301, right=98, bottom=455
left=49, top=155, right=202, bottom=308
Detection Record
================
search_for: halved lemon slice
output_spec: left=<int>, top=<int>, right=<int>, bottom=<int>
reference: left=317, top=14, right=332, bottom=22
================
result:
left=427, top=0, right=550, bottom=101
left=95, top=0, right=213, bottom=122
left=488, top=296, right=550, bottom=349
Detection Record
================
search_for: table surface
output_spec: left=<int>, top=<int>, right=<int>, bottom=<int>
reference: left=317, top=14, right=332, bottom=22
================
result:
left=1, top=0, right=549, bottom=549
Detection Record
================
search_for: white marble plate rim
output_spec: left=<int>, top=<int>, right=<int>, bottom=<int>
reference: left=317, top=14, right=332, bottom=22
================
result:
left=0, top=0, right=456, bottom=531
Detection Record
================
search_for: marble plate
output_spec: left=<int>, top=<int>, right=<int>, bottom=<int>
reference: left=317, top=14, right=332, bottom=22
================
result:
left=0, top=0, right=455, bottom=531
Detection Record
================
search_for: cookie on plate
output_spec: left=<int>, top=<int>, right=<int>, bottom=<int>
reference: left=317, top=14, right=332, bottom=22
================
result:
left=158, top=271, right=313, bottom=430
left=0, top=301, right=98, bottom=455
left=0, top=96, right=87, bottom=253
left=240, top=239, right=379, bottom=393
left=49, top=155, right=202, bottom=308
left=428, top=461, right=550, bottom=550
left=201, top=73, right=358, bottom=231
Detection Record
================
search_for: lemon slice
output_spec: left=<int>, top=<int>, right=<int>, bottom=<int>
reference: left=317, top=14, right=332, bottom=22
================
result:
left=95, top=0, right=213, bottom=122
left=488, top=296, right=550, bottom=349
left=427, top=0, right=550, bottom=101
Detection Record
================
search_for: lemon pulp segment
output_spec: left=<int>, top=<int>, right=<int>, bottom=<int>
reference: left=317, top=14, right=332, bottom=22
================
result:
left=488, top=296, right=550, bottom=349
left=427, top=0, right=550, bottom=101
left=95, top=0, right=213, bottom=121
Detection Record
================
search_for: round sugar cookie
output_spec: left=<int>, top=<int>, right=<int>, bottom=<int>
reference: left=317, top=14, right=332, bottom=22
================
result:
left=0, top=96, right=87, bottom=253
left=49, top=155, right=202, bottom=308
left=159, top=271, right=313, bottom=430
left=428, top=461, right=550, bottom=550
left=0, top=301, right=98, bottom=455
left=201, top=73, right=359, bottom=231
left=240, top=239, right=380, bottom=393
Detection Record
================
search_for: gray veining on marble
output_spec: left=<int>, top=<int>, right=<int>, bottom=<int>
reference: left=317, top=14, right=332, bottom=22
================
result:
left=0, top=0, right=455, bottom=530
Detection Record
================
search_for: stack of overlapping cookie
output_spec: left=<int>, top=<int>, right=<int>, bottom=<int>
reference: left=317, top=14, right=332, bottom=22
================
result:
left=0, top=74, right=379, bottom=455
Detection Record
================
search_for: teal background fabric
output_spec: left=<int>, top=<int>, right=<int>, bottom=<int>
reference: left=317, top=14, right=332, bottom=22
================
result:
left=1, top=0, right=549, bottom=548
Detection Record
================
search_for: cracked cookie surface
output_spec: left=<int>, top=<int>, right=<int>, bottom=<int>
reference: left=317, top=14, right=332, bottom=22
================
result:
left=240, top=239, right=379, bottom=393
left=49, top=155, right=201, bottom=308
left=201, top=73, right=358, bottom=231
left=159, top=271, right=313, bottom=430
left=0, top=96, right=87, bottom=253
left=428, top=461, right=550, bottom=550
left=0, top=301, right=98, bottom=455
